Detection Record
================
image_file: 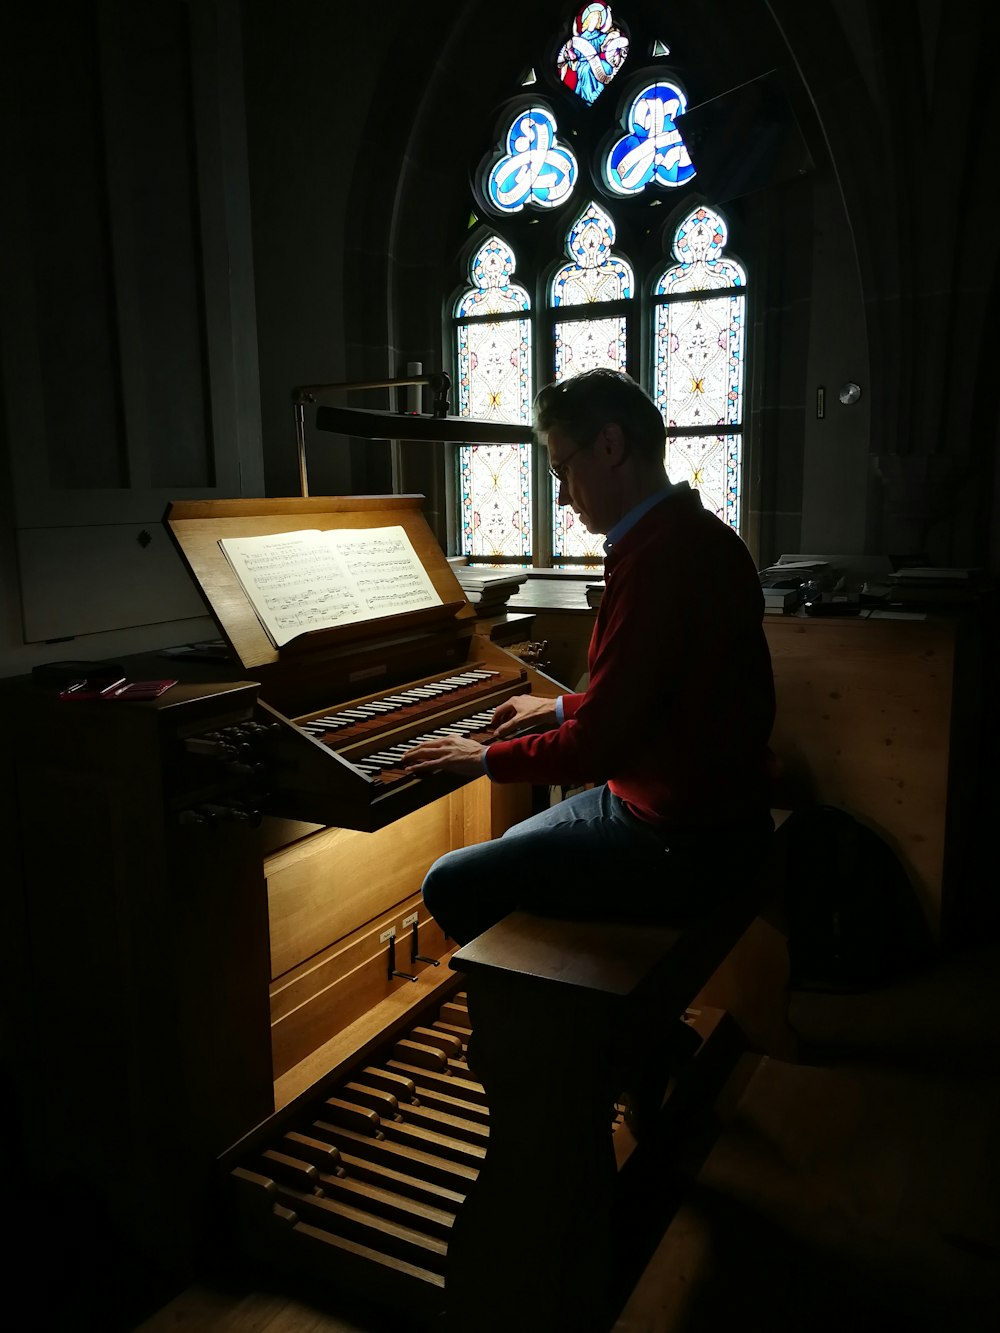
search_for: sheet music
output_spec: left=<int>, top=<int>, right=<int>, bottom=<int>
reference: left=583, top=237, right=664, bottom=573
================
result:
left=333, top=527, right=442, bottom=614
left=218, top=526, right=442, bottom=648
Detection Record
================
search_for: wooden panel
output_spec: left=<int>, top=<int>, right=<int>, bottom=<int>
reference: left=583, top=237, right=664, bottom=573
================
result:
left=270, top=895, right=449, bottom=1079
left=272, top=966, right=460, bottom=1114
left=266, top=780, right=494, bottom=980
left=1, top=673, right=275, bottom=1275
left=271, top=891, right=445, bottom=1026
left=765, top=615, right=957, bottom=931
left=17, top=522, right=205, bottom=641
left=489, top=779, right=535, bottom=839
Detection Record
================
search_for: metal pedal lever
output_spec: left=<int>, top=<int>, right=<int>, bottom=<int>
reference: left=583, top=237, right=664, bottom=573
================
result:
left=383, top=927, right=418, bottom=982
left=405, top=912, right=439, bottom=966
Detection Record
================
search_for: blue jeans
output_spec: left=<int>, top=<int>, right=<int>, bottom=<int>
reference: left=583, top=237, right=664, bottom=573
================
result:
left=422, top=784, right=774, bottom=945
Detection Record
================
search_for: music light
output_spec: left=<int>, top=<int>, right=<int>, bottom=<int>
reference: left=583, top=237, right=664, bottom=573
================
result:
left=292, top=371, right=533, bottom=497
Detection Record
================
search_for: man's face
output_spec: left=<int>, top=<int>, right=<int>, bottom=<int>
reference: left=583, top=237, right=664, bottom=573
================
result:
left=544, top=424, right=606, bottom=534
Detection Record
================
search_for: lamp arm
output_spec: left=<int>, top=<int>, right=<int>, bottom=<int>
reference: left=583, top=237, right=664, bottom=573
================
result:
left=292, top=372, right=451, bottom=416
left=291, top=372, right=451, bottom=497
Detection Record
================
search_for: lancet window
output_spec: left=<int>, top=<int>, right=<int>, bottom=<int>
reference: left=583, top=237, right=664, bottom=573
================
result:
left=451, top=3, right=750, bottom=564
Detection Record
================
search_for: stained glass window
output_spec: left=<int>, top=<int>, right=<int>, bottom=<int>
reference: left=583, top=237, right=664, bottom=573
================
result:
left=550, top=201, right=632, bottom=559
left=556, top=3, right=630, bottom=105
left=550, top=200, right=634, bottom=307
left=653, top=205, right=747, bottom=529
left=484, top=106, right=578, bottom=214
left=455, top=236, right=533, bottom=558
left=454, top=13, right=752, bottom=563
left=603, top=80, right=696, bottom=196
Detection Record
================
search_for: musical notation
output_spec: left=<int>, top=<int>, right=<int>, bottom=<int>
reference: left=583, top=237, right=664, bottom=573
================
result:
left=218, top=526, right=443, bottom=647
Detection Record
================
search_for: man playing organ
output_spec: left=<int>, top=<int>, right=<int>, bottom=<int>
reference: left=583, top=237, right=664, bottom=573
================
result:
left=403, top=368, right=776, bottom=946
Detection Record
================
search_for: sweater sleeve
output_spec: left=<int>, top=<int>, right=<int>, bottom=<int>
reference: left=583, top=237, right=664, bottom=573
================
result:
left=484, top=546, right=686, bottom=784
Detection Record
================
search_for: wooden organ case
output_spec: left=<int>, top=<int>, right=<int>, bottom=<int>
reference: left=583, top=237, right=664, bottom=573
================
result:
left=1, top=495, right=563, bottom=1320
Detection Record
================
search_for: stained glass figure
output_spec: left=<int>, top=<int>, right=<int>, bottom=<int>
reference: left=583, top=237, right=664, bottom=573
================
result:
left=652, top=38, right=671, bottom=57
left=485, top=106, right=578, bottom=213
left=548, top=202, right=632, bottom=558
left=455, top=235, right=534, bottom=558
left=653, top=206, right=746, bottom=529
left=604, top=80, right=696, bottom=195
left=556, top=4, right=629, bottom=105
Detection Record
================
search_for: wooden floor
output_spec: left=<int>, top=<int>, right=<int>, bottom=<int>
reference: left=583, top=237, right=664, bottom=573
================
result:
left=109, top=937, right=1000, bottom=1333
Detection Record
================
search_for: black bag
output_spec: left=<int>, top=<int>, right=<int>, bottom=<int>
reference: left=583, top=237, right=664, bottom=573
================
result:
left=783, top=805, right=935, bottom=991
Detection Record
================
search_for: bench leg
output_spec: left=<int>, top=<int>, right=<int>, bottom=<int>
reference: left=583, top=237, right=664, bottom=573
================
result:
left=444, top=974, right=619, bottom=1332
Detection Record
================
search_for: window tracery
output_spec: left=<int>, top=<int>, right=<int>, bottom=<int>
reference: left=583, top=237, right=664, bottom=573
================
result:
left=453, top=9, right=749, bottom=561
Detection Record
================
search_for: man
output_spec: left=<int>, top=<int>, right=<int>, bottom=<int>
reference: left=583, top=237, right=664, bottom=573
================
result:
left=403, top=368, right=776, bottom=946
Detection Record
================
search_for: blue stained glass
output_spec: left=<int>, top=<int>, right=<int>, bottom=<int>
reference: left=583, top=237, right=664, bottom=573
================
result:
left=603, top=81, right=696, bottom=196
left=654, top=205, right=746, bottom=534
left=550, top=200, right=633, bottom=306
left=486, top=106, right=578, bottom=214
left=456, top=319, right=532, bottom=422
left=455, top=235, right=530, bottom=318
left=655, top=205, right=746, bottom=294
left=556, top=4, right=629, bottom=105
left=547, top=199, right=631, bottom=555
left=665, top=433, right=741, bottom=530
left=455, top=235, right=532, bottom=424
left=654, top=294, right=745, bottom=427
left=458, top=444, right=533, bottom=558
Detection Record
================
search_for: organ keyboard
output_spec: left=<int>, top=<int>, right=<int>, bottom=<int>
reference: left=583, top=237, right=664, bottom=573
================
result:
left=232, top=990, right=482, bottom=1314
left=165, top=495, right=546, bottom=831
left=258, top=658, right=533, bottom=827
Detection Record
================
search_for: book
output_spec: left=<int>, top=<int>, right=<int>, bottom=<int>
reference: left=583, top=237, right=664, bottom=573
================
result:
left=763, top=586, right=802, bottom=611
left=448, top=563, right=529, bottom=615
left=218, top=526, right=443, bottom=649
left=452, top=570, right=528, bottom=595
left=886, top=566, right=985, bottom=608
left=890, top=566, right=978, bottom=583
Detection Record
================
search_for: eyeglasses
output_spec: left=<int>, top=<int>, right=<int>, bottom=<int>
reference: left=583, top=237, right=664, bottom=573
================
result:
left=548, top=445, right=586, bottom=485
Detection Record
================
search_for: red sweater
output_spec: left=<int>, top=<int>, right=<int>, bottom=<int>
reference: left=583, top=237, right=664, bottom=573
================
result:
left=485, top=485, right=776, bottom=828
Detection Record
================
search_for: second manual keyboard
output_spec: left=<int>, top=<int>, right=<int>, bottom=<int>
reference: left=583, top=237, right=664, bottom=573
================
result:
left=349, top=709, right=500, bottom=783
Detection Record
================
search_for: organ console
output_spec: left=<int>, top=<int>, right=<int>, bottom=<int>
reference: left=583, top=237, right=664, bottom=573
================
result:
left=0, top=494, right=565, bottom=1316
left=2, top=494, right=773, bottom=1329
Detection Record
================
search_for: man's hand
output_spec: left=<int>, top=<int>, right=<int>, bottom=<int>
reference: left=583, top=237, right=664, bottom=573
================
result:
left=490, top=693, right=559, bottom=740
left=400, top=734, right=486, bottom=778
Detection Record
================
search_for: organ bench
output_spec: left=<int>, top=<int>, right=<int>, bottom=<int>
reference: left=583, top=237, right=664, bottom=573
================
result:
left=231, top=811, right=792, bottom=1331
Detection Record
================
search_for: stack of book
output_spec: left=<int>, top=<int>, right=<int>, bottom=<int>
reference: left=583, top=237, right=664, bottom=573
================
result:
left=758, top=556, right=841, bottom=614
left=449, top=561, right=528, bottom=615
left=887, top=567, right=984, bottom=609
left=760, top=582, right=803, bottom=614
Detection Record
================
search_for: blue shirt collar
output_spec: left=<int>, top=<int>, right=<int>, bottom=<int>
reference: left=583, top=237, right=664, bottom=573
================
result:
left=603, top=479, right=689, bottom=554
